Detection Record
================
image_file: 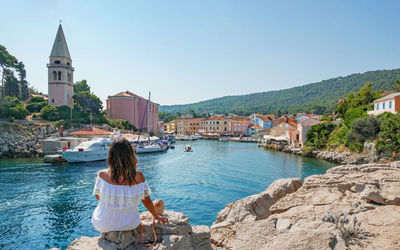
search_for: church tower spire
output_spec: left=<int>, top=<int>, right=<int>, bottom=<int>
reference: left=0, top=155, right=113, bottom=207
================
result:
left=47, top=24, right=74, bottom=108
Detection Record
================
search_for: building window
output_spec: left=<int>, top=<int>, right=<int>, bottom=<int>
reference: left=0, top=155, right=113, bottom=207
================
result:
left=52, top=71, right=57, bottom=80
left=383, top=102, right=385, bottom=109
left=55, top=60, right=61, bottom=64
left=58, top=71, right=62, bottom=80
left=389, top=101, right=392, bottom=109
left=376, top=103, right=379, bottom=110
left=52, top=98, right=55, bottom=103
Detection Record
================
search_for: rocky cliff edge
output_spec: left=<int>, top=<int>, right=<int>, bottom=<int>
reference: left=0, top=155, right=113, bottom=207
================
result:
left=211, top=162, right=400, bottom=249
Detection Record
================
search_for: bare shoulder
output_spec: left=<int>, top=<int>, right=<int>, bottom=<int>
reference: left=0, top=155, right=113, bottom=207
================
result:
left=98, top=169, right=110, bottom=180
left=135, top=171, right=146, bottom=184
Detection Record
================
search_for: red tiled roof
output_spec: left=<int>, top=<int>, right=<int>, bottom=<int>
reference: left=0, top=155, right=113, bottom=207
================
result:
left=229, top=119, right=252, bottom=124
left=275, top=118, right=298, bottom=128
left=257, top=114, right=275, bottom=122
left=184, top=118, right=205, bottom=123
left=69, top=127, right=111, bottom=136
left=205, top=117, right=228, bottom=121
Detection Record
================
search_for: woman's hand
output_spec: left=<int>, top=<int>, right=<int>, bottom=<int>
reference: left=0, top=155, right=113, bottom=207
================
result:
left=155, top=215, right=168, bottom=224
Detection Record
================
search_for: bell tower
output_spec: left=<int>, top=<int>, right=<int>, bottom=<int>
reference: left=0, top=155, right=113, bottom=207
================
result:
left=47, top=24, right=74, bottom=108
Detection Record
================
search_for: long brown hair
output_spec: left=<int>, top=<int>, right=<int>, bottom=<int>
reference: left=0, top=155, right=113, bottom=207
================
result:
left=107, top=138, right=137, bottom=185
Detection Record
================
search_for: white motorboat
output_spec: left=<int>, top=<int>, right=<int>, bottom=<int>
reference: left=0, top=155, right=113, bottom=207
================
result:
left=135, top=142, right=167, bottom=154
left=61, top=138, right=113, bottom=162
left=193, top=133, right=203, bottom=139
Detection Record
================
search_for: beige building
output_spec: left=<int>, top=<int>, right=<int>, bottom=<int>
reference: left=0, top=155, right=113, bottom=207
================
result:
left=298, top=118, right=322, bottom=147
left=166, top=120, right=178, bottom=133
left=199, top=117, right=229, bottom=134
left=270, top=118, right=297, bottom=138
left=177, top=120, right=185, bottom=135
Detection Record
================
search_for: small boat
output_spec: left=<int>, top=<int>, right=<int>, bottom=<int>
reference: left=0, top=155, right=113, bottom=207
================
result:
left=135, top=142, right=168, bottom=154
left=184, top=145, right=193, bottom=152
left=61, top=138, right=113, bottom=162
left=193, top=133, right=203, bottom=140
left=219, top=136, right=229, bottom=141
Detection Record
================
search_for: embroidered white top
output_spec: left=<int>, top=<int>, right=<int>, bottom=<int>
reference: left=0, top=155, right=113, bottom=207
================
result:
left=91, top=176, right=151, bottom=232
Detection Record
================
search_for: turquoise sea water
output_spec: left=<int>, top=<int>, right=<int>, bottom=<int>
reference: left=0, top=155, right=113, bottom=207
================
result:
left=0, top=140, right=336, bottom=249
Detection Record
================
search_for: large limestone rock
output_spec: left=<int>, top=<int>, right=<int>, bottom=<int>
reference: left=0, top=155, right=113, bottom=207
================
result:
left=211, top=163, right=400, bottom=249
left=67, top=211, right=212, bottom=250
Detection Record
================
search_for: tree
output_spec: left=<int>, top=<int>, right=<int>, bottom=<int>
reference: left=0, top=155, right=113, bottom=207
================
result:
left=73, top=80, right=90, bottom=94
left=0, top=96, right=29, bottom=119
left=305, top=123, right=336, bottom=149
left=376, top=113, right=400, bottom=154
left=0, top=45, right=18, bottom=98
left=74, top=91, right=103, bottom=114
left=336, top=83, right=380, bottom=117
left=40, top=105, right=59, bottom=121
left=3, top=69, right=19, bottom=98
left=16, top=62, right=28, bottom=100
left=392, top=79, right=400, bottom=92
left=346, top=116, right=380, bottom=151
left=343, top=106, right=367, bottom=128
left=311, top=104, right=326, bottom=115
left=26, top=97, right=47, bottom=113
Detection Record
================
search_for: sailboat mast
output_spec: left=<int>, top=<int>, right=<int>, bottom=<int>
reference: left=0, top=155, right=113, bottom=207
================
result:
left=148, top=92, right=151, bottom=142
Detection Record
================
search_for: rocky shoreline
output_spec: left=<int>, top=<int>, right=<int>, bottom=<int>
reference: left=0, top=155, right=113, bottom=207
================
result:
left=210, top=162, right=400, bottom=249
left=262, top=141, right=389, bottom=165
left=65, top=162, right=400, bottom=249
left=0, top=121, right=59, bottom=159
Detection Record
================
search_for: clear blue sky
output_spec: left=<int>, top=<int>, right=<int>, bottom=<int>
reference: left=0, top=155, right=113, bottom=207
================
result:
left=1, top=0, right=399, bottom=106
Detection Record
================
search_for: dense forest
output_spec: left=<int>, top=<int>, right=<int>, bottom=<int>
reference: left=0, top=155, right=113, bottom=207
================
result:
left=160, top=69, right=400, bottom=115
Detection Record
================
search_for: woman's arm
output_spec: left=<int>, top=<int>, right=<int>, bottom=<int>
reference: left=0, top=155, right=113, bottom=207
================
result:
left=142, top=196, right=168, bottom=224
left=136, top=171, right=168, bottom=224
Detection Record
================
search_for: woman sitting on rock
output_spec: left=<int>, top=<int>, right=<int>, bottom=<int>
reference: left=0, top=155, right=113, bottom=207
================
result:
left=91, top=138, right=167, bottom=247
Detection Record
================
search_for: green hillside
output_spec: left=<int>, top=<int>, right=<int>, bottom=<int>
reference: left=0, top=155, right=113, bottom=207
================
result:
left=160, top=69, right=400, bottom=115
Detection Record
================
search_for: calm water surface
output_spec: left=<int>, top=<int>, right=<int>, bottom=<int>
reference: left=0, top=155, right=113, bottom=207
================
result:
left=0, top=140, right=336, bottom=249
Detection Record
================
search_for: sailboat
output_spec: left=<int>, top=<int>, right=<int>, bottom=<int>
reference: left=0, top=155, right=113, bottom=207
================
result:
left=134, top=92, right=167, bottom=154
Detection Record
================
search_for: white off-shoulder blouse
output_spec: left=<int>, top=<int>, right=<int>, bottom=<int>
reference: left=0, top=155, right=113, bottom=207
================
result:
left=91, top=175, right=151, bottom=232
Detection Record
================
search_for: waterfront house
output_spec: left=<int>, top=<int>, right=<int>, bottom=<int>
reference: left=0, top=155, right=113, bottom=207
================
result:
left=199, top=117, right=229, bottom=135
left=249, top=114, right=274, bottom=129
left=176, top=118, right=203, bottom=135
left=248, top=125, right=263, bottom=136
left=177, top=119, right=185, bottom=135
left=106, top=91, right=159, bottom=133
left=185, top=118, right=204, bottom=135
left=297, top=118, right=322, bottom=147
left=270, top=117, right=297, bottom=138
left=166, top=120, right=178, bottom=134
left=368, top=92, right=400, bottom=116
left=229, top=119, right=252, bottom=136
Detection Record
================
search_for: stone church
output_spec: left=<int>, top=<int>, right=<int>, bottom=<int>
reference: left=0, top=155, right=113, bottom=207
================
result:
left=47, top=24, right=74, bottom=108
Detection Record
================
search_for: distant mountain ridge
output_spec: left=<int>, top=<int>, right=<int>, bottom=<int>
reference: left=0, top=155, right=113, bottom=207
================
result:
left=160, top=69, right=400, bottom=115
